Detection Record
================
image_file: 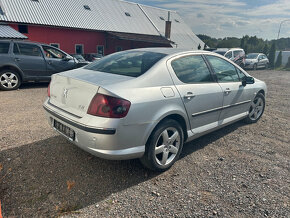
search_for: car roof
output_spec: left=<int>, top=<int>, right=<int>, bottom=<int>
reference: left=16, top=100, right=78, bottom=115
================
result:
left=125, top=47, right=212, bottom=56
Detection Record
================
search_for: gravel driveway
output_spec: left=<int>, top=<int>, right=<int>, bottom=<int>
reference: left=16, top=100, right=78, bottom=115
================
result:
left=0, top=70, right=289, bottom=217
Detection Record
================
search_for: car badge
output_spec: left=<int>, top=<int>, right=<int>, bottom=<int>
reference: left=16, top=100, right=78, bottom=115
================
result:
left=63, top=88, right=68, bottom=98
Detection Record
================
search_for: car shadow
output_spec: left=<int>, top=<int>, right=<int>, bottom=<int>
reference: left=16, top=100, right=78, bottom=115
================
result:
left=20, top=82, right=49, bottom=90
left=0, top=121, right=246, bottom=217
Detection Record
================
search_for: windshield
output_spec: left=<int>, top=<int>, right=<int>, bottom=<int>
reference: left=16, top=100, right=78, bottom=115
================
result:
left=84, top=51, right=166, bottom=77
left=246, top=54, right=259, bottom=59
left=214, top=50, right=227, bottom=55
left=73, top=55, right=85, bottom=61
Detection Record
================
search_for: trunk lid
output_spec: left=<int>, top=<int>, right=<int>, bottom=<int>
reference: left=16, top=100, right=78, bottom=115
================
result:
left=49, top=68, right=134, bottom=117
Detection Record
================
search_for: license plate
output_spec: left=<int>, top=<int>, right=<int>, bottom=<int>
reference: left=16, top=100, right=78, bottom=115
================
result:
left=53, top=119, right=75, bottom=141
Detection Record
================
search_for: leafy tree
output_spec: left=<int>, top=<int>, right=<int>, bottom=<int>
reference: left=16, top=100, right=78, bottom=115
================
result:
left=268, top=43, right=276, bottom=68
left=275, top=51, right=282, bottom=68
left=263, top=44, right=269, bottom=55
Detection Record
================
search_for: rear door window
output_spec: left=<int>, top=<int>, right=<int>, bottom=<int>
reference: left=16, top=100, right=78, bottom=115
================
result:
left=0, top=42, right=10, bottom=54
left=85, top=51, right=166, bottom=77
left=16, top=43, right=42, bottom=57
left=206, top=55, right=240, bottom=82
left=171, top=55, right=213, bottom=83
left=13, top=43, right=20, bottom=54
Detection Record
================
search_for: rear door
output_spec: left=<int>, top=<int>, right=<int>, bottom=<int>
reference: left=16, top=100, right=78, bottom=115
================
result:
left=13, top=42, right=47, bottom=78
left=167, top=54, right=224, bottom=134
left=42, top=45, right=75, bottom=75
left=205, top=55, right=253, bottom=122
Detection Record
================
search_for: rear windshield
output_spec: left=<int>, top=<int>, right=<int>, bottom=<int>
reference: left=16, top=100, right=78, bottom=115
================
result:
left=214, top=50, right=227, bottom=55
left=84, top=51, right=166, bottom=77
left=246, top=54, right=259, bottom=59
left=0, top=42, right=10, bottom=54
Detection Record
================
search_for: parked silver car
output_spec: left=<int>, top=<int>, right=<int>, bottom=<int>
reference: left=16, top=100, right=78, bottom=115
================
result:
left=43, top=48, right=267, bottom=171
left=245, top=53, right=269, bottom=70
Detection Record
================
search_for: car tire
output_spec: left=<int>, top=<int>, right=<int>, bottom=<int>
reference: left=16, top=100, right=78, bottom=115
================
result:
left=0, top=70, right=21, bottom=91
left=253, top=64, right=257, bottom=70
left=140, top=119, right=184, bottom=171
left=244, top=93, right=265, bottom=124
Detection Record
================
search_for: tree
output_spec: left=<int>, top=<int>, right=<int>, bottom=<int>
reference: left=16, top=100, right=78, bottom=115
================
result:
left=275, top=51, right=282, bottom=68
left=268, top=43, right=276, bottom=68
left=263, top=44, right=269, bottom=55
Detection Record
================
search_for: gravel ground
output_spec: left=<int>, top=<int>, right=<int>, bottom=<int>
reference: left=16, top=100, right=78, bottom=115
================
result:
left=0, top=70, right=289, bottom=217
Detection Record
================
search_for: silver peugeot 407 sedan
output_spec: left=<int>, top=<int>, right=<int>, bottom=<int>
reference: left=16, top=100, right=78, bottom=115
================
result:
left=43, top=48, right=267, bottom=171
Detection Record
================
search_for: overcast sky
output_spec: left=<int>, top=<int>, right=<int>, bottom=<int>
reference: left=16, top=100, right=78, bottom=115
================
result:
left=132, top=0, right=290, bottom=40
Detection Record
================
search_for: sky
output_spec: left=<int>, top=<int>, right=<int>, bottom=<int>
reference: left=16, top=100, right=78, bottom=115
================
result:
left=131, top=0, right=290, bottom=40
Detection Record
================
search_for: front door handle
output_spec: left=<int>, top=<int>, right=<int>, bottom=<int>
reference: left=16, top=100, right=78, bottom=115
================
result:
left=224, top=88, right=231, bottom=95
left=47, top=60, right=52, bottom=65
left=184, top=92, right=196, bottom=100
left=15, top=58, right=20, bottom=61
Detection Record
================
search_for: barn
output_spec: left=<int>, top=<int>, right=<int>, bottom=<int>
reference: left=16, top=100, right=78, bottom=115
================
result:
left=0, top=0, right=204, bottom=55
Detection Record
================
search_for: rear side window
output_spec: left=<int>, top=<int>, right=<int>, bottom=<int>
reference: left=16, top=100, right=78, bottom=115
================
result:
left=15, top=43, right=42, bottom=57
left=225, top=52, right=232, bottom=59
left=206, top=55, right=239, bottom=82
left=233, top=50, right=243, bottom=57
left=171, top=55, right=213, bottom=83
left=85, top=51, right=166, bottom=77
left=0, top=42, right=10, bottom=54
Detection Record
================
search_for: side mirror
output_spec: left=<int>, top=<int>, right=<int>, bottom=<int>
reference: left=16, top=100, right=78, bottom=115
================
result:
left=242, top=76, right=255, bottom=86
left=63, top=55, right=73, bottom=61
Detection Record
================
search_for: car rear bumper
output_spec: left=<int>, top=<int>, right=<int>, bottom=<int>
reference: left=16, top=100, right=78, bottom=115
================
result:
left=43, top=100, right=146, bottom=160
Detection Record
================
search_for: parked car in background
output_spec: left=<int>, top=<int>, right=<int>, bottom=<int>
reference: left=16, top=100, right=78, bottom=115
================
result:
left=84, top=53, right=103, bottom=62
left=0, top=40, right=79, bottom=91
left=214, top=48, right=246, bottom=68
left=43, top=48, right=267, bottom=171
left=245, top=53, right=269, bottom=70
left=71, top=54, right=91, bottom=67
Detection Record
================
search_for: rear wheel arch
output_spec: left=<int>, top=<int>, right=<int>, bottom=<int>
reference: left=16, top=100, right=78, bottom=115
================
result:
left=0, top=65, right=24, bottom=82
left=145, top=113, right=189, bottom=146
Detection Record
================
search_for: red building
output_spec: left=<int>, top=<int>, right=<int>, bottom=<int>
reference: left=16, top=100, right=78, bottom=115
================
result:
left=0, top=0, right=204, bottom=56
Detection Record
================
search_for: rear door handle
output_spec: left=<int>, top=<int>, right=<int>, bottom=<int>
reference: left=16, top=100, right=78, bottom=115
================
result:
left=47, top=60, right=52, bottom=65
left=184, top=92, right=195, bottom=100
left=224, top=88, right=231, bottom=94
left=15, top=58, right=20, bottom=61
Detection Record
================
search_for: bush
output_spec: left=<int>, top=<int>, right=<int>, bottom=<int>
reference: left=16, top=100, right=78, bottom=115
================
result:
left=275, top=51, right=282, bottom=68
left=268, top=43, right=276, bottom=68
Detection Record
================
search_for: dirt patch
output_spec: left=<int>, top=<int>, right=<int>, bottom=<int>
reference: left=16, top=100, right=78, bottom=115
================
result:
left=0, top=71, right=289, bottom=217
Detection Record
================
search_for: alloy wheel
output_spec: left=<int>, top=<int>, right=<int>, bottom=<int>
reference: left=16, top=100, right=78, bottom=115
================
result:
left=154, top=127, right=181, bottom=166
left=249, top=96, right=264, bottom=121
left=0, top=72, right=19, bottom=89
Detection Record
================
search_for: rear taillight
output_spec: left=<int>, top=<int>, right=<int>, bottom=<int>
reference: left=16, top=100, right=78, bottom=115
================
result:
left=87, top=94, right=131, bottom=118
left=48, top=82, right=51, bottom=97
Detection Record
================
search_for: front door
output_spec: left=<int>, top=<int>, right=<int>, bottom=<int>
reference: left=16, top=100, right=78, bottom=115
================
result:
left=13, top=42, right=47, bottom=78
left=42, top=46, right=75, bottom=75
left=206, top=55, right=253, bottom=122
left=167, top=54, right=224, bottom=134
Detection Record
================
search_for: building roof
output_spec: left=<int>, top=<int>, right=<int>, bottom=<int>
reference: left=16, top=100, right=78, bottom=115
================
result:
left=107, top=32, right=172, bottom=45
left=0, top=0, right=204, bottom=49
left=0, top=25, right=28, bottom=39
